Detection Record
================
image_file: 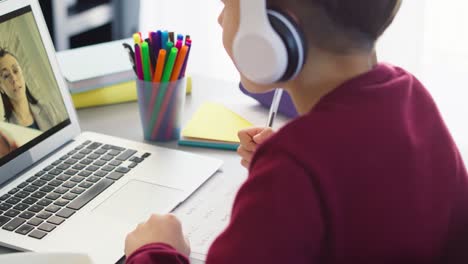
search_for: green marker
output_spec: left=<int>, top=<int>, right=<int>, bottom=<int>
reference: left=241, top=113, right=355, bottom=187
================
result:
left=161, top=47, right=178, bottom=82
left=165, top=41, right=174, bottom=63
left=149, top=47, right=179, bottom=138
left=141, top=42, right=152, bottom=81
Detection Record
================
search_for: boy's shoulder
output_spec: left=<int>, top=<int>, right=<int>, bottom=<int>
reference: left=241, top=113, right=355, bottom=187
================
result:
left=257, top=63, right=439, bottom=163
left=257, top=114, right=328, bottom=161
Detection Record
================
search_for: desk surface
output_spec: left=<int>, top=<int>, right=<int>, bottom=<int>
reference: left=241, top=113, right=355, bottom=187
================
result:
left=0, top=75, right=289, bottom=263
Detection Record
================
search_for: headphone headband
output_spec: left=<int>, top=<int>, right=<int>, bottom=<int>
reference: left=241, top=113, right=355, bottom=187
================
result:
left=238, top=0, right=268, bottom=29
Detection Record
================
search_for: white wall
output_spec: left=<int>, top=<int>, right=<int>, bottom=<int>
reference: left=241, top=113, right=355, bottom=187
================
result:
left=418, top=1, right=468, bottom=149
left=377, top=0, right=427, bottom=78
left=423, top=0, right=468, bottom=74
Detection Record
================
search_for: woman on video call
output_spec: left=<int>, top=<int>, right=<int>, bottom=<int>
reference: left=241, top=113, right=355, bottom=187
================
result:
left=0, top=47, right=61, bottom=132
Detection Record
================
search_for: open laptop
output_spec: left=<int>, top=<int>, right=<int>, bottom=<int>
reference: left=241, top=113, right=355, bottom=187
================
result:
left=0, top=0, right=222, bottom=262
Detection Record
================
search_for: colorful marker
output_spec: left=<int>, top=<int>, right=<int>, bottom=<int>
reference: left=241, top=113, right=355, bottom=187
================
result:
left=165, top=41, right=174, bottom=57
left=152, top=49, right=166, bottom=83
left=162, top=47, right=178, bottom=82
left=141, top=42, right=152, bottom=81
left=147, top=49, right=167, bottom=123
left=169, top=31, right=174, bottom=43
left=161, top=31, right=169, bottom=50
left=145, top=38, right=156, bottom=70
left=150, top=31, right=160, bottom=62
left=134, top=43, right=143, bottom=80
left=171, top=45, right=188, bottom=81
left=133, top=33, right=141, bottom=44
left=151, top=47, right=179, bottom=139
left=154, top=45, right=189, bottom=139
left=179, top=40, right=192, bottom=78
left=175, top=39, right=183, bottom=50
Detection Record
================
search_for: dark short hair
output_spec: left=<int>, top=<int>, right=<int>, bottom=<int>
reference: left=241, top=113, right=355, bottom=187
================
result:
left=0, top=47, right=38, bottom=121
left=269, top=0, right=402, bottom=53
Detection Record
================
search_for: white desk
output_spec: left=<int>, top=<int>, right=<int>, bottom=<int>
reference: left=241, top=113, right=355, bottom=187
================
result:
left=0, top=75, right=289, bottom=263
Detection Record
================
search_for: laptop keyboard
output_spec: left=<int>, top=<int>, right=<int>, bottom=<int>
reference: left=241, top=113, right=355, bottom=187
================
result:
left=0, top=140, right=150, bottom=239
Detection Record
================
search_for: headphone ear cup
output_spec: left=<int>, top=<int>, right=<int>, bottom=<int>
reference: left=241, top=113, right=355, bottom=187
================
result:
left=232, top=25, right=289, bottom=85
left=267, top=10, right=307, bottom=82
left=233, top=0, right=307, bottom=85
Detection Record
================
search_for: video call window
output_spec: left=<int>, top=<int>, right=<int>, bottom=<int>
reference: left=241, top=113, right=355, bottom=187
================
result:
left=0, top=6, right=70, bottom=164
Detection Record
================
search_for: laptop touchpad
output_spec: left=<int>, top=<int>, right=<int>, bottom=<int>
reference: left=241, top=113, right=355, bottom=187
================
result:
left=92, top=180, right=185, bottom=225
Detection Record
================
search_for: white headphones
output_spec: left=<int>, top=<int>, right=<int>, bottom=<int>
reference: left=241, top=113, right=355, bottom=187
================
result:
left=233, top=0, right=307, bottom=85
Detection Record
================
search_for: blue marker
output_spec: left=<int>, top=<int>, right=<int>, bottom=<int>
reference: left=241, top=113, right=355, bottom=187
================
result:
left=177, top=34, right=184, bottom=41
left=161, top=31, right=169, bottom=50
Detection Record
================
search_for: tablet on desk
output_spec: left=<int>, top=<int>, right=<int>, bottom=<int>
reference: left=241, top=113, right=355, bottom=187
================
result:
left=0, top=121, right=42, bottom=147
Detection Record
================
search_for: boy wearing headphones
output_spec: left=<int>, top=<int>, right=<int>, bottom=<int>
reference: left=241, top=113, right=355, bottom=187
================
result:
left=125, top=0, right=468, bottom=263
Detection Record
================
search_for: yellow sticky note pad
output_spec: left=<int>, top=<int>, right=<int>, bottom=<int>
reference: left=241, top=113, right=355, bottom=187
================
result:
left=182, top=102, right=253, bottom=143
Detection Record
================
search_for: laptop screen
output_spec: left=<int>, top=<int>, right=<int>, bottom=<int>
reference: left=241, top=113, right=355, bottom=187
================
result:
left=0, top=6, right=70, bottom=166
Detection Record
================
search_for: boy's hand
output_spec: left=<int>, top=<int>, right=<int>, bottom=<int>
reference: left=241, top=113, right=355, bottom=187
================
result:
left=237, top=127, right=275, bottom=169
left=125, top=214, right=190, bottom=258
left=0, top=131, right=17, bottom=158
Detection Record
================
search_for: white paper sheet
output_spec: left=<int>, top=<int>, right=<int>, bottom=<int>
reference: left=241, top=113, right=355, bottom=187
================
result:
left=174, top=167, right=247, bottom=261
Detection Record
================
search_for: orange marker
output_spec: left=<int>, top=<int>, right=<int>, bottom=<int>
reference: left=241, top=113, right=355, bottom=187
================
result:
left=170, top=45, right=189, bottom=81
left=153, top=49, right=167, bottom=83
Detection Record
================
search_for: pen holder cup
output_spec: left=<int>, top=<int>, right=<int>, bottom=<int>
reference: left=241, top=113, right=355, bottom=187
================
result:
left=136, top=78, right=186, bottom=142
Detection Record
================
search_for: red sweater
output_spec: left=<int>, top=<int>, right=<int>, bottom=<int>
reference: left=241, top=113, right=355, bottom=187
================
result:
left=126, top=64, right=468, bottom=264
